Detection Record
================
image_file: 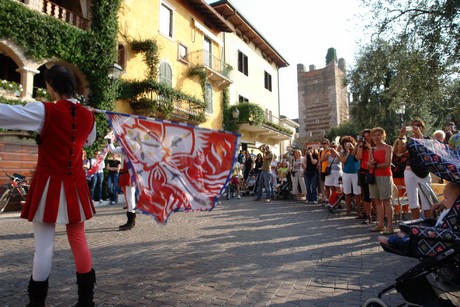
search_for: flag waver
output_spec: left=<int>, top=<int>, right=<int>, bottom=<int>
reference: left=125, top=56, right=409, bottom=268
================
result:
left=107, top=112, right=239, bottom=224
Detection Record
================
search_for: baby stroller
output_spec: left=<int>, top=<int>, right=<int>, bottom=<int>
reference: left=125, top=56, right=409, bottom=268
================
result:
left=364, top=195, right=460, bottom=306
left=242, top=173, right=258, bottom=196
left=273, top=175, right=292, bottom=200
left=325, top=177, right=346, bottom=213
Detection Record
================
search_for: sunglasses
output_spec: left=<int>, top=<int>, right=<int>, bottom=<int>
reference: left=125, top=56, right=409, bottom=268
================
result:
left=412, top=123, right=421, bottom=127
left=321, top=142, right=327, bottom=145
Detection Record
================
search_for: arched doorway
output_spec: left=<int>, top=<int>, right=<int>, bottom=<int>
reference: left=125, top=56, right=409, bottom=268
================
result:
left=0, top=54, right=21, bottom=84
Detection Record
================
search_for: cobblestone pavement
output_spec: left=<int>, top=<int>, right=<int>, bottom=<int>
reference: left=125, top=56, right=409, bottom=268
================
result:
left=0, top=197, right=418, bottom=306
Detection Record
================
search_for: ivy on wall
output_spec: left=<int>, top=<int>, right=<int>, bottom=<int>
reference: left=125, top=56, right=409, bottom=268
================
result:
left=0, top=0, right=121, bottom=152
left=187, top=65, right=207, bottom=100
left=124, top=39, right=207, bottom=123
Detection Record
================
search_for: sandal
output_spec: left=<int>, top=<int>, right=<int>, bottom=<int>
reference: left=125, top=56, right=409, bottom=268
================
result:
left=369, top=227, right=384, bottom=232
left=381, top=229, right=395, bottom=235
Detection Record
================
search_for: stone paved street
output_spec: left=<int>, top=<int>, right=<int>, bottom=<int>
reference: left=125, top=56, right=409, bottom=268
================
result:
left=0, top=197, right=418, bottom=306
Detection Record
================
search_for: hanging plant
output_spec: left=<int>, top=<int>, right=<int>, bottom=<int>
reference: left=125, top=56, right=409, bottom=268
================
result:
left=130, top=39, right=159, bottom=80
left=187, top=65, right=207, bottom=100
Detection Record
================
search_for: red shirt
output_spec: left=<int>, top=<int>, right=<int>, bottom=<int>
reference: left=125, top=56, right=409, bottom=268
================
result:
left=373, top=147, right=392, bottom=177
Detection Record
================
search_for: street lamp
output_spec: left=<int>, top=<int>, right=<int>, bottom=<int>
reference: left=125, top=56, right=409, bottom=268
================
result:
left=395, top=104, right=405, bottom=127
left=232, top=108, right=240, bottom=120
left=107, top=63, right=123, bottom=80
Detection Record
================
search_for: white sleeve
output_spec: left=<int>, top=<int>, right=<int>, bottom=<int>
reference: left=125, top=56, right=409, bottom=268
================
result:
left=108, top=143, right=123, bottom=155
left=0, top=102, right=45, bottom=133
left=85, top=122, right=97, bottom=147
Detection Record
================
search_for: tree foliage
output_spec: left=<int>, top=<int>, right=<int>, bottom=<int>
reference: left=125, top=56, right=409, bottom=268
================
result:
left=325, top=121, right=361, bottom=142
left=344, top=0, right=460, bottom=143
left=364, top=0, right=460, bottom=71
left=347, top=39, right=453, bottom=142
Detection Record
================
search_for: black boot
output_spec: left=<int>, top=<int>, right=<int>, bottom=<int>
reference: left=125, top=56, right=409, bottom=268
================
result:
left=76, top=268, right=96, bottom=307
left=118, top=212, right=136, bottom=231
left=26, top=276, right=48, bottom=307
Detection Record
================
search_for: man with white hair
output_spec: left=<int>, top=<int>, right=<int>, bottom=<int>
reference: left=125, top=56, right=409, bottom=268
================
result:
left=433, top=130, right=446, bottom=143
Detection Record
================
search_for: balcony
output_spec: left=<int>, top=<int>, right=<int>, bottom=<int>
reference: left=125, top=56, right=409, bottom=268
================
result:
left=130, top=96, right=206, bottom=125
left=188, top=50, right=232, bottom=88
left=239, top=115, right=293, bottom=144
left=18, top=0, right=89, bottom=30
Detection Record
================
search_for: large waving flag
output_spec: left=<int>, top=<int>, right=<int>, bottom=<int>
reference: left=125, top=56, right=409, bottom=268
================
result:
left=408, top=138, right=460, bottom=183
left=87, top=144, right=110, bottom=176
left=107, top=112, right=240, bottom=224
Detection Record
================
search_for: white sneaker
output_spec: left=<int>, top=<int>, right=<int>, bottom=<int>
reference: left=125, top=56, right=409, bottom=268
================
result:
left=237, top=195, right=241, bottom=199
left=313, top=200, right=318, bottom=204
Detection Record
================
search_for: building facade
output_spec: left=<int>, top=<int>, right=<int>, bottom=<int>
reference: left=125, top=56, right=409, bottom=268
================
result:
left=116, top=0, right=234, bottom=130
left=211, top=0, right=293, bottom=157
left=297, top=60, right=349, bottom=143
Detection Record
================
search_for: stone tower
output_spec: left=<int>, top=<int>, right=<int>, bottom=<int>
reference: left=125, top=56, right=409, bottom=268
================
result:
left=297, top=58, right=349, bottom=142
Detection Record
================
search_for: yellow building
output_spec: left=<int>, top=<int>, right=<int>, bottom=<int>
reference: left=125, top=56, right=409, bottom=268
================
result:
left=116, top=0, right=233, bottom=129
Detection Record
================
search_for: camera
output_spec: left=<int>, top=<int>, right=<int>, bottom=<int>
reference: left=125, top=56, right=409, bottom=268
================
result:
left=405, top=126, right=413, bottom=132
left=357, top=135, right=365, bottom=142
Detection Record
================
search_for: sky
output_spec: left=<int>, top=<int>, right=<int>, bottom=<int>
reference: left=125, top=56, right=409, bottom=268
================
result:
left=207, top=0, right=372, bottom=119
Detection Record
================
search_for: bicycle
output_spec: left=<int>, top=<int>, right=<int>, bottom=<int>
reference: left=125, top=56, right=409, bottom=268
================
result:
left=0, top=173, right=30, bottom=212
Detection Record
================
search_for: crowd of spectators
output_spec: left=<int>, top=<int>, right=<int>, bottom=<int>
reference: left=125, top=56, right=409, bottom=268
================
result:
left=233, top=118, right=458, bottom=235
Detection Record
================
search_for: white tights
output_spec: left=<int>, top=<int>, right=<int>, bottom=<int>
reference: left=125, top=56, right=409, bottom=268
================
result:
left=32, top=222, right=55, bottom=281
left=124, top=185, right=136, bottom=213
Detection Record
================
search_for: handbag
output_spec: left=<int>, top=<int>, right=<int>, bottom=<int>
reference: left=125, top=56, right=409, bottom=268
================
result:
left=324, top=156, right=335, bottom=176
left=365, top=148, right=376, bottom=184
left=365, top=171, right=376, bottom=184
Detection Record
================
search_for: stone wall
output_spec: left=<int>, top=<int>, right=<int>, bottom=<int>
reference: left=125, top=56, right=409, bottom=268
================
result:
left=297, top=60, right=349, bottom=142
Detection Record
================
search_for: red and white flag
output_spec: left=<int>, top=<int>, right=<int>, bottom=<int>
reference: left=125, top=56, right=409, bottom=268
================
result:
left=87, top=145, right=109, bottom=176
left=107, top=112, right=239, bottom=224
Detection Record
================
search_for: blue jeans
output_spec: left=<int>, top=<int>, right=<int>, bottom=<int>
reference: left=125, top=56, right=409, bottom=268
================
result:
left=107, top=172, right=119, bottom=202
left=91, top=172, right=104, bottom=201
left=304, top=172, right=318, bottom=202
left=256, top=170, right=272, bottom=200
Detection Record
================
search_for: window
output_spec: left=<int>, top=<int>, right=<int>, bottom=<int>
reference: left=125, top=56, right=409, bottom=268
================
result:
left=117, top=44, right=126, bottom=69
left=238, top=95, right=249, bottom=103
left=205, top=83, right=213, bottom=113
left=160, top=2, right=173, bottom=38
left=264, top=71, right=272, bottom=91
left=159, top=61, right=172, bottom=86
left=178, top=43, right=188, bottom=62
left=238, top=50, right=248, bottom=76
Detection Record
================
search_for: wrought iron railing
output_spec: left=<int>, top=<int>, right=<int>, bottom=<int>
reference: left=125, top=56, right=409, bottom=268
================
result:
left=188, top=50, right=232, bottom=80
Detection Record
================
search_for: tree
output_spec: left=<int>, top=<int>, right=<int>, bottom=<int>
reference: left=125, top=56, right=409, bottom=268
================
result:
left=346, top=39, right=450, bottom=142
left=325, top=121, right=361, bottom=142
left=364, top=0, right=460, bottom=71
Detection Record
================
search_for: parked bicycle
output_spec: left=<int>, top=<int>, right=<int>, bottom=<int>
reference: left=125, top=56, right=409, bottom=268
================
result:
left=0, top=173, right=29, bottom=212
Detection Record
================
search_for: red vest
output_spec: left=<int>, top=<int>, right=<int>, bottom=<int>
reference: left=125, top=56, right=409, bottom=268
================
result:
left=21, top=100, right=95, bottom=223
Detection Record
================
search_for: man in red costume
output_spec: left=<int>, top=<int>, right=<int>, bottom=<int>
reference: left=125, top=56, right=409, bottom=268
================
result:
left=0, top=65, right=97, bottom=306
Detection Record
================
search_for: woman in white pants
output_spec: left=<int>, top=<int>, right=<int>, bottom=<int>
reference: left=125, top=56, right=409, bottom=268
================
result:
left=395, top=118, right=432, bottom=219
left=290, top=150, right=307, bottom=200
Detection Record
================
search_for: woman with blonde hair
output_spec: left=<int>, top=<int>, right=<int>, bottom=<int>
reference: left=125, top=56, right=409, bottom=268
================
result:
left=368, top=127, right=393, bottom=234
